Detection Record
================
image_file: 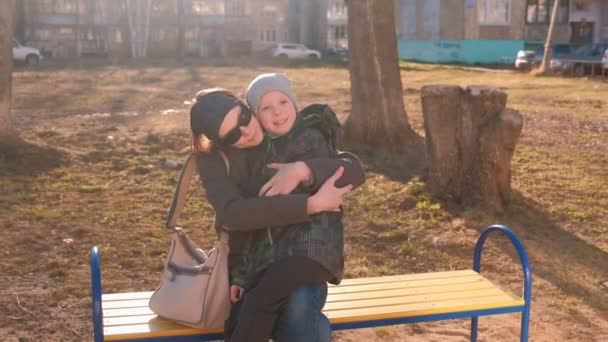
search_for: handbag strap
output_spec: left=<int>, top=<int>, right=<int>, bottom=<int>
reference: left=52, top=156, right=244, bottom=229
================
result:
left=165, top=152, right=230, bottom=241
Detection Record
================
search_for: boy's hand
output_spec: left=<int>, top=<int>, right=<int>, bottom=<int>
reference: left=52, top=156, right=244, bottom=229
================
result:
left=307, top=167, right=352, bottom=214
left=259, top=161, right=312, bottom=197
left=230, top=285, right=244, bottom=303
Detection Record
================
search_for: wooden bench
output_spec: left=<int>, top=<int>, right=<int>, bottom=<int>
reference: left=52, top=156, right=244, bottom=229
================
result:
left=91, top=225, right=532, bottom=342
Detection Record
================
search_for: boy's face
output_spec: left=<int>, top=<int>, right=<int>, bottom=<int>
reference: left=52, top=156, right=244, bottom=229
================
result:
left=256, top=91, right=297, bottom=136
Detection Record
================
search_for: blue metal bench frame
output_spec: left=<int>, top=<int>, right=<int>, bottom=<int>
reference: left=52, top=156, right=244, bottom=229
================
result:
left=91, top=224, right=532, bottom=342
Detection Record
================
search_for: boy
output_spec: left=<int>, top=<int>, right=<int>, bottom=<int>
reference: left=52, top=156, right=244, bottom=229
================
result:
left=226, top=73, right=351, bottom=342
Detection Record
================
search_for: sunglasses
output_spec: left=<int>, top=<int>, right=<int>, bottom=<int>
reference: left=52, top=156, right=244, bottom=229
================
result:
left=218, top=103, right=253, bottom=146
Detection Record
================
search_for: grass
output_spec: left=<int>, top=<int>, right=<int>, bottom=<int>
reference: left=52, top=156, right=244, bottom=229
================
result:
left=1, top=57, right=607, bottom=341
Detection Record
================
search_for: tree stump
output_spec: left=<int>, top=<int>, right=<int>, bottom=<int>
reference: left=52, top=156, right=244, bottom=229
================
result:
left=421, top=85, right=523, bottom=213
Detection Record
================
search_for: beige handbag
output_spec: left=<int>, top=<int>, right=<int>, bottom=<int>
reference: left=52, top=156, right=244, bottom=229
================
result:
left=149, top=153, right=231, bottom=329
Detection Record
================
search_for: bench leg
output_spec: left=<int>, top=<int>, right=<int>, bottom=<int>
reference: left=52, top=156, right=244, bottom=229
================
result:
left=91, top=246, right=104, bottom=342
left=471, top=225, right=532, bottom=342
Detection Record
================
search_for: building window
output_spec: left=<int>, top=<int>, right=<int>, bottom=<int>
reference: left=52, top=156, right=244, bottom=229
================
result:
left=192, top=0, right=224, bottom=15
left=54, top=0, right=76, bottom=14
left=152, top=0, right=176, bottom=16
left=34, top=28, right=51, bottom=41
left=478, top=0, right=511, bottom=25
left=526, top=0, right=569, bottom=24
left=226, top=0, right=245, bottom=16
left=262, top=5, right=277, bottom=17
left=185, top=27, right=199, bottom=41
left=115, top=29, right=123, bottom=44
left=261, top=29, right=276, bottom=42
left=36, top=0, right=77, bottom=14
left=59, top=27, right=74, bottom=35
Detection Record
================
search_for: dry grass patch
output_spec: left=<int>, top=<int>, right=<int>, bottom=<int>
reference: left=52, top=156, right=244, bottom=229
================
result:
left=2, top=58, right=607, bottom=341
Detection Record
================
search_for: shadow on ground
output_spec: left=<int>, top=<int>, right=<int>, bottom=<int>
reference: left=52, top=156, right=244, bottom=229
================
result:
left=0, top=138, right=70, bottom=177
left=460, top=191, right=608, bottom=314
left=342, top=134, right=427, bottom=185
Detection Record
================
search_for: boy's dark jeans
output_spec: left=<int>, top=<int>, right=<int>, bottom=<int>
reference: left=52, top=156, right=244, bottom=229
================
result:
left=225, top=257, right=332, bottom=342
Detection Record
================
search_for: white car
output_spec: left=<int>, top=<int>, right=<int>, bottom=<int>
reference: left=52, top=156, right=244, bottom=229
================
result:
left=267, top=43, right=321, bottom=59
left=603, top=48, right=608, bottom=71
left=12, top=39, right=42, bottom=65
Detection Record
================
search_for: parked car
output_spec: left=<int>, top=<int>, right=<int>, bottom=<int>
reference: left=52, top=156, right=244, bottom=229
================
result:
left=550, top=43, right=608, bottom=76
left=266, top=43, right=322, bottom=59
left=323, top=46, right=348, bottom=58
left=12, top=39, right=42, bottom=65
left=514, top=43, right=574, bottom=70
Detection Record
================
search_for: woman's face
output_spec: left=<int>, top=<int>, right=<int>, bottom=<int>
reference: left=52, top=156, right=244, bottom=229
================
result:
left=218, top=105, right=264, bottom=149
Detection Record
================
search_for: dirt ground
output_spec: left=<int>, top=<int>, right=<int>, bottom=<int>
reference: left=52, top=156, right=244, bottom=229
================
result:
left=1, top=58, right=607, bottom=341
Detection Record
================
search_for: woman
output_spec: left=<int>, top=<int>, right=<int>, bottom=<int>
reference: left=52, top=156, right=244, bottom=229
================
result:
left=190, top=88, right=365, bottom=341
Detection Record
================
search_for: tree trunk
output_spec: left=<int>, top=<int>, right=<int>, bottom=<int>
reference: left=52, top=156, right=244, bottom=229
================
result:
left=421, top=85, right=523, bottom=213
left=126, top=0, right=136, bottom=57
left=75, top=0, right=82, bottom=57
left=0, top=0, right=15, bottom=145
left=540, top=0, right=560, bottom=74
left=142, top=0, right=151, bottom=58
left=343, top=0, right=417, bottom=151
left=126, top=0, right=151, bottom=58
left=177, top=0, right=185, bottom=61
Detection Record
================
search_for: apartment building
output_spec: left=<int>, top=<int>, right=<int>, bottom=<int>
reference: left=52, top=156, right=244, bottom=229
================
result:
left=396, top=0, right=608, bottom=63
left=16, top=0, right=282, bottom=58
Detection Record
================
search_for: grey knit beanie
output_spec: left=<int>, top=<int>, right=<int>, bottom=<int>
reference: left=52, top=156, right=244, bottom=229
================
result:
left=246, top=73, right=298, bottom=114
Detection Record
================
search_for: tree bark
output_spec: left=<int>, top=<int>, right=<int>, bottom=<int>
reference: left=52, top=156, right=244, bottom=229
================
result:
left=75, top=0, right=82, bottom=57
left=422, top=85, right=523, bottom=213
left=540, top=0, right=560, bottom=74
left=343, top=0, right=417, bottom=151
left=0, top=0, right=15, bottom=145
left=126, top=0, right=151, bottom=58
left=177, top=0, right=185, bottom=61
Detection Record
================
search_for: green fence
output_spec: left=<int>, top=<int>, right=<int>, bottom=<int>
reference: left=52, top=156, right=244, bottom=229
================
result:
left=397, top=40, right=527, bottom=65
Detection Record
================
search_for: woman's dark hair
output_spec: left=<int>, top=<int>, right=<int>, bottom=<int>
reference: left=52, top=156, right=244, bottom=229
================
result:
left=190, top=88, right=237, bottom=154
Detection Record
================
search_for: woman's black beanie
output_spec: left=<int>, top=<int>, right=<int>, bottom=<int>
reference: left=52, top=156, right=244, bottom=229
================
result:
left=190, top=91, right=240, bottom=142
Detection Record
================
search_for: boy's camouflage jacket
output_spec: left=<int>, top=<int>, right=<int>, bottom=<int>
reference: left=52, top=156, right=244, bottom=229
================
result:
left=232, top=104, right=345, bottom=288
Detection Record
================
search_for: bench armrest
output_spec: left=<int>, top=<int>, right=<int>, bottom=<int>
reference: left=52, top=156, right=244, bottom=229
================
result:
left=471, top=225, right=532, bottom=342
left=91, top=246, right=103, bottom=342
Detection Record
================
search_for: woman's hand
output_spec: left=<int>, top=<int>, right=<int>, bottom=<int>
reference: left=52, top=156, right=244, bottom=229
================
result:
left=258, top=161, right=312, bottom=197
left=230, top=285, right=244, bottom=303
left=307, top=167, right=353, bottom=215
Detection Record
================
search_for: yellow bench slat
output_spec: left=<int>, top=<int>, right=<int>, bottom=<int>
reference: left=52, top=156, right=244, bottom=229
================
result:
left=103, top=299, right=151, bottom=310
left=101, top=271, right=524, bottom=340
left=327, top=275, right=485, bottom=295
left=324, top=295, right=525, bottom=324
left=103, top=288, right=511, bottom=328
left=104, top=306, right=153, bottom=318
left=102, top=280, right=502, bottom=320
left=104, top=318, right=222, bottom=341
left=323, top=287, right=512, bottom=311
left=330, top=269, right=478, bottom=287
left=327, top=281, right=497, bottom=302
left=103, top=291, right=154, bottom=302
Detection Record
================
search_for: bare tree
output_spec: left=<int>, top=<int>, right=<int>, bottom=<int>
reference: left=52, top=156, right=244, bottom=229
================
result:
left=177, top=0, right=185, bottom=60
left=126, top=0, right=152, bottom=58
left=540, top=0, right=560, bottom=74
left=0, top=0, right=15, bottom=145
left=343, top=0, right=417, bottom=150
left=75, top=0, right=82, bottom=57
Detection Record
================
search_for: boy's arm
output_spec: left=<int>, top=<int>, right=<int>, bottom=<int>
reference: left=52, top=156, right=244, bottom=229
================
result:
left=285, top=128, right=366, bottom=191
left=197, top=152, right=312, bottom=232
left=304, top=150, right=365, bottom=190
